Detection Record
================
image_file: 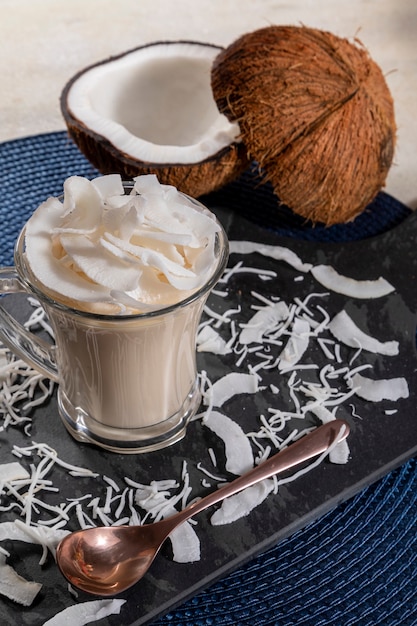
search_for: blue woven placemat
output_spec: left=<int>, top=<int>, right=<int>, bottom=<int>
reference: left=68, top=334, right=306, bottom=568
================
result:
left=0, top=132, right=416, bottom=626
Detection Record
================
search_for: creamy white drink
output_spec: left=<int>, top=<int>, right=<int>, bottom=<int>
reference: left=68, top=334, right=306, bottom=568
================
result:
left=21, top=174, right=228, bottom=452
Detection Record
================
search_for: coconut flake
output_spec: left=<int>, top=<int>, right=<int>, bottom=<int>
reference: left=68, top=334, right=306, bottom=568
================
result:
left=328, top=310, right=399, bottom=355
left=0, top=462, right=30, bottom=482
left=169, top=521, right=201, bottom=563
left=0, top=553, right=42, bottom=606
left=210, top=480, right=275, bottom=525
left=64, top=233, right=144, bottom=292
left=197, top=325, right=232, bottom=355
left=205, top=372, right=259, bottom=407
left=277, top=424, right=348, bottom=486
left=350, top=373, right=409, bottom=401
left=42, top=599, right=126, bottom=625
left=91, top=173, right=125, bottom=199
left=311, top=265, right=395, bottom=298
left=239, top=301, right=290, bottom=345
left=278, top=318, right=310, bottom=370
left=229, top=240, right=312, bottom=272
left=203, top=410, right=254, bottom=475
left=307, top=405, right=350, bottom=464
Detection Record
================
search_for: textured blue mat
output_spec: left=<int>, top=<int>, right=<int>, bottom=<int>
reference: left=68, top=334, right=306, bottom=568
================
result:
left=0, top=132, right=416, bottom=625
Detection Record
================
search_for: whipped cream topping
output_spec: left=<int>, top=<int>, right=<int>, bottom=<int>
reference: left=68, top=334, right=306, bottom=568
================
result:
left=24, top=174, right=222, bottom=314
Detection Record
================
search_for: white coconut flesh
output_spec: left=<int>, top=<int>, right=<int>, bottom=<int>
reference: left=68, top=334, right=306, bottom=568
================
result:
left=66, top=42, right=240, bottom=164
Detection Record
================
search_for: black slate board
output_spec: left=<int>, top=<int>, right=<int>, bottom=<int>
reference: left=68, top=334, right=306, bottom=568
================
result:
left=1, top=203, right=417, bottom=626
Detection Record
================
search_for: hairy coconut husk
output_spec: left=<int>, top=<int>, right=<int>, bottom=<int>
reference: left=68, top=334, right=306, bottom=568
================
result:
left=61, top=42, right=248, bottom=198
left=211, top=25, right=396, bottom=224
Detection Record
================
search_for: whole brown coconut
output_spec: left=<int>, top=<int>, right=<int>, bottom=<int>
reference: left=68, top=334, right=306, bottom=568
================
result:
left=211, top=25, right=396, bottom=225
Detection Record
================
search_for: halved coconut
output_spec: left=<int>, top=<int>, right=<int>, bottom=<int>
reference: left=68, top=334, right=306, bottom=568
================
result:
left=61, top=41, right=247, bottom=197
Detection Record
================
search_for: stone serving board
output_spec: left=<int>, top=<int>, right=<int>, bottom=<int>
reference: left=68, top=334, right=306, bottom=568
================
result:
left=1, top=204, right=417, bottom=626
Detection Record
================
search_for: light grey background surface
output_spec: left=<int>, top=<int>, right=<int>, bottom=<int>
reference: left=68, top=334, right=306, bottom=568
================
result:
left=0, top=0, right=416, bottom=207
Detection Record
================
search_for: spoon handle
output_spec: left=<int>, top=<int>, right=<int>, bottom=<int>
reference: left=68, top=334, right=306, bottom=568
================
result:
left=163, top=419, right=349, bottom=532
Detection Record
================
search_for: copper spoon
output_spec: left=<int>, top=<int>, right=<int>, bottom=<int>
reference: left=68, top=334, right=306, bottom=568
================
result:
left=56, top=419, right=349, bottom=596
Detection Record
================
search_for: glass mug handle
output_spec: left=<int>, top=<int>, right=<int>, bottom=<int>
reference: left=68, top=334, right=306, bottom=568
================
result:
left=0, top=268, right=59, bottom=382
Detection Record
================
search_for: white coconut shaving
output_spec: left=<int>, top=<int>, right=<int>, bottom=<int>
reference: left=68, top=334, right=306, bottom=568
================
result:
left=210, top=480, right=275, bottom=526
left=350, top=373, right=409, bottom=402
left=239, top=301, right=290, bottom=345
left=197, top=325, right=232, bottom=355
left=0, top=462, right=30, bottom=483
left=42, top=599, right=126, bottom=625
left=229, top=241, right=313, bottom=272
left=311, top=265, right=395, bottom=298
left=203, top=411, right=254, bottom=475
left=0, top=552, right=42, bottom=606
left=169, top=522, right=201, bottom=564
left=278, top=317, right=311, bottom=370
left=306, top=405, right=350, bottom=464
left=204, top=372, right=259, bottom=407
left=328, top=310, right=399, bottom=355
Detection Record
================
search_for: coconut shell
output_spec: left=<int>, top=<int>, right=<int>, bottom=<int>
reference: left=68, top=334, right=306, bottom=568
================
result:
left=211, top=25, right=396, bottom=224
left=61, top=42, right=248, bottom=198
left=60, top=111, right=247, bottom=197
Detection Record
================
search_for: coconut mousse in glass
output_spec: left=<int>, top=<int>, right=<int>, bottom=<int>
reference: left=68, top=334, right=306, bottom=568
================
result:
left=7, top=174, right=228, bottom=453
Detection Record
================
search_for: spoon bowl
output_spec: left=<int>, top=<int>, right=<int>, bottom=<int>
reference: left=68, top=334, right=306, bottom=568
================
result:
left=58, top=524, right=165, bottom=595
left=56, top=419, right=349, bottom=595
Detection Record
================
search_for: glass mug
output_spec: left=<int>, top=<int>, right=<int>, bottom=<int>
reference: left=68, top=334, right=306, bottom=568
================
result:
left=0, top=191, right=228, bottom=453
